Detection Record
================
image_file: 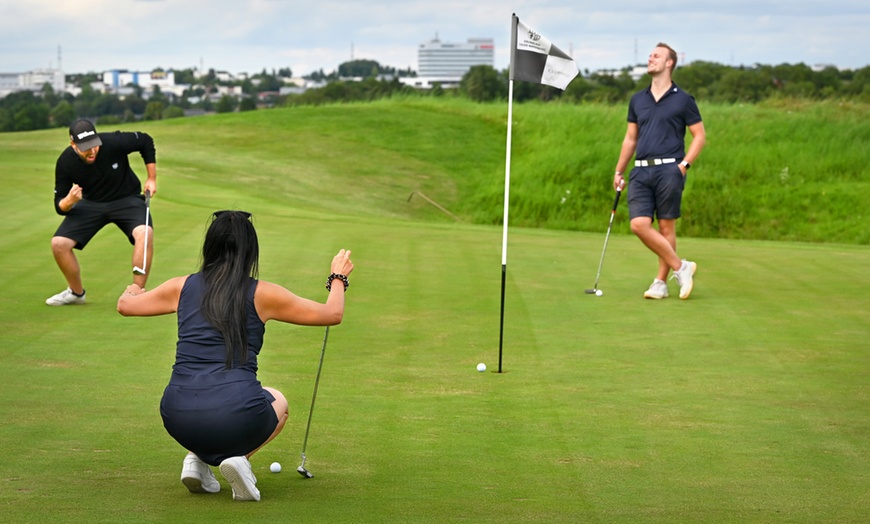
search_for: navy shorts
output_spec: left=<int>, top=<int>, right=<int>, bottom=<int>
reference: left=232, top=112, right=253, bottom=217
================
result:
left=160, top=371, right=279, bottom=467
left=53, top=195, right=151, bottom=250
left=627, top=163, right=686, bottom=221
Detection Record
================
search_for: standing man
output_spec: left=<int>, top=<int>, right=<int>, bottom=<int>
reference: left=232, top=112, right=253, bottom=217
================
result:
left=46, top=119, right=158, bottom=306
left=612, top=42, right=706, bottom=300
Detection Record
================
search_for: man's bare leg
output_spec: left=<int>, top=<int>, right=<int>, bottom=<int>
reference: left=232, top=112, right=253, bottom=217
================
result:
left=50, top=236, right=84, bottom=294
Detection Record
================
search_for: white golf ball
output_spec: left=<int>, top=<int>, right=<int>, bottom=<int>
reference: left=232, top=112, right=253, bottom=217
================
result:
left=477, top=363, right=486, bottom=372
left=270, top=462, right=282, bottom=473
left=596, top=289, right=603, bottom=296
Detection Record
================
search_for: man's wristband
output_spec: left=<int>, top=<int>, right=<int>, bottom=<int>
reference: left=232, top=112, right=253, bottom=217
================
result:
left=326, top=273, right=349, bottom=292
left=680, top=160, right=691, bottom=169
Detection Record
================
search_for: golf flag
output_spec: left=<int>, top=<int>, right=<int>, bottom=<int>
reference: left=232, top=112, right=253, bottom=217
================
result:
left=498, top=15, right=578, bottom=372
left=510, top=14, right=579, bottom=90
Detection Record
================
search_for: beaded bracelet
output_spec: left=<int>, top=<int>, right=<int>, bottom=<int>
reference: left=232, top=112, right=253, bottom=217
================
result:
left=326, top=273, right=349, bottom=292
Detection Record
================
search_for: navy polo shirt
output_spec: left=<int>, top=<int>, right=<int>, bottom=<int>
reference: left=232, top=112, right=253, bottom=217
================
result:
left=627, top=82, right=702, bottom=160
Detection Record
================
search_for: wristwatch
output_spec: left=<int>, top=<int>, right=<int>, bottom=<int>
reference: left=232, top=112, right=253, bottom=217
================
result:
left=680, top=160, right=691, bottom=169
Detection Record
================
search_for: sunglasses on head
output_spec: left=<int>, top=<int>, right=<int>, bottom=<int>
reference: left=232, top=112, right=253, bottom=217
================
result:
left=212, top=210, right=252, bottom=219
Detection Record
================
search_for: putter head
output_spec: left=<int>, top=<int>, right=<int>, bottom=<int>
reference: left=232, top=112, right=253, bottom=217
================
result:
left=297, top=466, right=314, bottom=478
left=133, top=267, right=146, bottom=275
left=584, top=289, right=597, bottom=294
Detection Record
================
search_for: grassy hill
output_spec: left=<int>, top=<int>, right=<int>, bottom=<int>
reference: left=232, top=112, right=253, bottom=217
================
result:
left=6, top=96, right=866, bottom=243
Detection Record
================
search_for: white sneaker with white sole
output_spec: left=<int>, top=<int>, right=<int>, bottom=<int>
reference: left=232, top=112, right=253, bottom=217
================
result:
left=45, top=288, right=86, bottom=306
left=219, top=456, right=260, bottom=501
left=181, top=452, right=221, bottom=494
left=643, top=279, right=669, bottom=299
left=671, top=260, right=697, bottom=300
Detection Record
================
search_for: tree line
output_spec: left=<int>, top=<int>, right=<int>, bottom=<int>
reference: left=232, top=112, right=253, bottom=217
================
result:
left=1, top=59, right=868, bottom=133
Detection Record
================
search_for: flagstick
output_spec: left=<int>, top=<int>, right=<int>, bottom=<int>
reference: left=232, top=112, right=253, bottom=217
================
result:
left=498, top=78, right=515, bottom=374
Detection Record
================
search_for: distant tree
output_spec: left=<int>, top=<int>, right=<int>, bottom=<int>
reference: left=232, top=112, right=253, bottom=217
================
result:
left=143, top=101, right=164, bottom=120
left=306, top=68, right=330, bottom=82
left=277, top=67, right=293, bottom=78
left=148, top=85, right=168, bottom=105
left=843, top=65, right=870, bottom=100
left=14, top=102, right=50, bottom=131
left=562, top=75, right=595, bottom=103
left=239, top=97, right=257, bottom=112
left=339, top=59, right=382, bottom=79
left=711, top=67, right=774, bottom=103
left=215, top=95, right=237, bottom=113
left=173, top=68, right=197, bottom=85
left=41, top=83, right=61, bottom=107
left=92, top=93, right=125, bottom=117
left=122, top=94, right=147, bottom=116
left=674, top=61, right=729, bottom=99
left=50, top=100, right=76, bottom=128
left=460, top=65, right=505, bottom=102
left=162, top=105, right=185, bottom=119
left=1, top=91, right=50, bottom=131
left=0, top=107, right=12, bottom=132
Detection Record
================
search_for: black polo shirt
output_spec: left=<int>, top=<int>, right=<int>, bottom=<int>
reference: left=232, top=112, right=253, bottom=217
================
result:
left=627, top=82, right=702, bottom=160
left=54, top=131, right=156, bottom=215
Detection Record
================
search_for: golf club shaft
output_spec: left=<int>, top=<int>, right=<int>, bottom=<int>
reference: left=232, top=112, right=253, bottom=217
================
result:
left=591, top=188, right=622, bottom=290
left=134, top=190, right=151, bottom=275
left=300, top=326, right=330, bottom=458
left=141, top=191, right=150, bottom=272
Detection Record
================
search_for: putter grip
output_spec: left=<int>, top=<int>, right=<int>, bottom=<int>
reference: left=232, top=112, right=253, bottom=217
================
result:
left=611, top=189, right=622, bottom=211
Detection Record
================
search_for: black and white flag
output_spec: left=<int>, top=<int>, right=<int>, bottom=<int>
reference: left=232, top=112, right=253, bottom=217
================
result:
left=510, top=15, right=578, bottom=90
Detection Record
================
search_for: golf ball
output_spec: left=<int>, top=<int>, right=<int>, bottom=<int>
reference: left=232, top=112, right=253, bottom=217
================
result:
left=270, top=462, right=282, bottom=473
left=477, top=363, right=486, bottom=372
left=596, top=290, right=603, bottom=296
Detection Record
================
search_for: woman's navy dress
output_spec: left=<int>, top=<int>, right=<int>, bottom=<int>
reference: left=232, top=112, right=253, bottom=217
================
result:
left=160, top=273, right=278, bottom=466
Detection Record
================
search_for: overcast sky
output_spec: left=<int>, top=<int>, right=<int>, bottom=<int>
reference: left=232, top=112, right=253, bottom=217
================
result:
left=2, top=1, right=868, bottom=76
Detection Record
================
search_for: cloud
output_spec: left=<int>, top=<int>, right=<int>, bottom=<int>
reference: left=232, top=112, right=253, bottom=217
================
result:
left=0, top=1, right=867, bottom=75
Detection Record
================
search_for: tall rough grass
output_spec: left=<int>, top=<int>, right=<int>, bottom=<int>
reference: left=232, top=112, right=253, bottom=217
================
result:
left=428, top=98, right=869, bottom=245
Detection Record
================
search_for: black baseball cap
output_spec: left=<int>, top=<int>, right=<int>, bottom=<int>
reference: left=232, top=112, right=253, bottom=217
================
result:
left=69, top=119, right=102, bottom=151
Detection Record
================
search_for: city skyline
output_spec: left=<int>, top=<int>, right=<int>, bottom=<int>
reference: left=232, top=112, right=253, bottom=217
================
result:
left=2, top=1, right=868, bottom=76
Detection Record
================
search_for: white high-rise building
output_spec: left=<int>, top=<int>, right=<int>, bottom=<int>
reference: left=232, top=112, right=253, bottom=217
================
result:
left=404, top=36, right=494, bottom=88
left=0, top=68, right=65, bottom=98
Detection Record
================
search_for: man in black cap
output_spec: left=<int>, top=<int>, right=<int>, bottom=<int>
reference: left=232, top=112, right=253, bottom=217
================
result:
left=46, top=119, right=158, bottom=306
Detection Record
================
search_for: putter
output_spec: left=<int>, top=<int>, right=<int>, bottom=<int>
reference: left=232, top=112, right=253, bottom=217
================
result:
left=585, top=184, right=623, bottom=294
left=298, top=326, right=330, bottom=478
left=133, top=190, right=151, bottom=275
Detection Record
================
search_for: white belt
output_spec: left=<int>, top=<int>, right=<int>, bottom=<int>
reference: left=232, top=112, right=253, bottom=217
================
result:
left=635, top=158, right=676, bottom=167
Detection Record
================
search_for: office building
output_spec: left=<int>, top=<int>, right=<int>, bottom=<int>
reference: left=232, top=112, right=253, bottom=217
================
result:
left=403, top=36, right=494, bottom=88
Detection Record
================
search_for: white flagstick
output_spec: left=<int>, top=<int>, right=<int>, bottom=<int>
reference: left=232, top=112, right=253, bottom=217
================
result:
left=498, top=21, right=518, bottom=374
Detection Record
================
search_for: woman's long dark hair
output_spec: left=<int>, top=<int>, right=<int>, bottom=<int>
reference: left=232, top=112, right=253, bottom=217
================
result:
left=199, top=211, right=259, bottom=369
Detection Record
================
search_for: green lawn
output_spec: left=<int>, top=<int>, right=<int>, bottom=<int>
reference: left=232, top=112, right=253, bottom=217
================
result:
left=0, top=105, right=868, bottom=523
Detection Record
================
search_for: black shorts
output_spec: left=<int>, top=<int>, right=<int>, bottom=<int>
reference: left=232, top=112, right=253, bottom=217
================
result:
left=53, top=195, right=151, bottom=250
left=627, top=163, right=686, bottom=221
left=160, top=372, right=279, bottom=467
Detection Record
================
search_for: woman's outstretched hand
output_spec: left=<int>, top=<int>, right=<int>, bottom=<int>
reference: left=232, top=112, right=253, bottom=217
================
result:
left=331, top=249, right=354, bottom=277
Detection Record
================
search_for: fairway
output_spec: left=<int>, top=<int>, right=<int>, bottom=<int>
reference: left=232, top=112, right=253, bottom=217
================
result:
left=1, top=106, right=868, bottom=523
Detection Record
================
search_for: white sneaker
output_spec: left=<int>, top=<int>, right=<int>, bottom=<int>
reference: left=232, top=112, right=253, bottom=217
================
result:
left=219, top=456, right=260, bottom=502
left=643, top=279, right=669, bottom=299
left=671, top=260, right=697, bottom=300
left=181, top=452, right=221, bottom=494
left=46, top=288, right=86, bottom=306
